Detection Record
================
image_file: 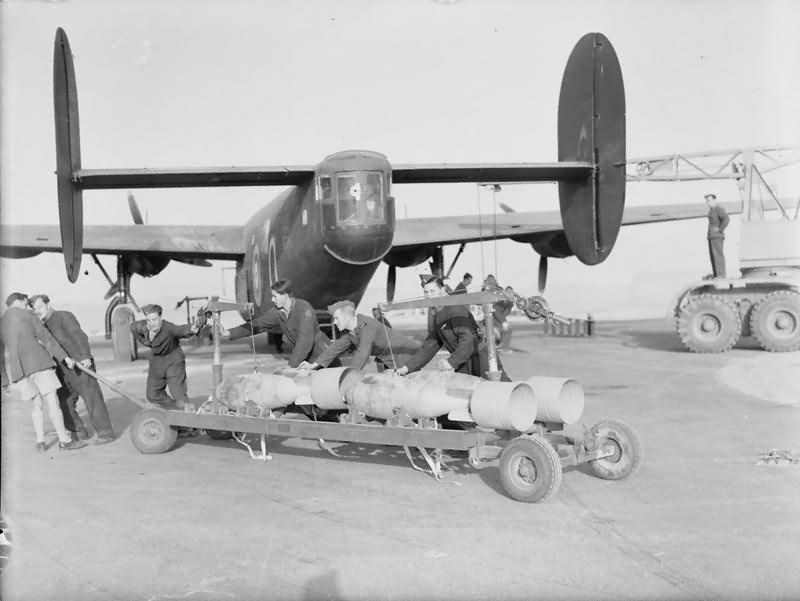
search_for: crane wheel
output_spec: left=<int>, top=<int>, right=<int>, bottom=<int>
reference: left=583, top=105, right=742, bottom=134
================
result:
left=676, top=294, right=741, bottom=353
left=750, top=290, right=800, bottom=352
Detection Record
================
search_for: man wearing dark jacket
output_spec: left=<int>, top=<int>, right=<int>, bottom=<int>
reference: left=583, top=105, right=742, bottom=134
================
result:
left=395, top=276, right=510, bottom=381
left=224, top=279, right=334, bottom=368
left=453, top=272, right=472, bottom=295
left=705, top=193, right=730, bottom=278
left=300, top=300, right=418, bottom=372
left=31, top=294, right=115, bottom=444
left=0, top=292, right=84, bottom=451
left=131, top=304, right=199, bottom=407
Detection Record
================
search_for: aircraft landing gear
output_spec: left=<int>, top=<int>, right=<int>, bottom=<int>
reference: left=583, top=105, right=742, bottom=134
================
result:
left=111, top=303, right=138, bottom=362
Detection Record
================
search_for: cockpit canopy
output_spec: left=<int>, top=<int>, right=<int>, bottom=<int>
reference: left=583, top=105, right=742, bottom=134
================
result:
left=318, top=171, right=385, bottom=225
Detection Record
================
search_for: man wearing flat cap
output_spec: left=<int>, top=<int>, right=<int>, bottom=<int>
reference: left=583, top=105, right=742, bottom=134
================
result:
left=705, top=193, right=729, bottom=278
left=131, top=303, right=199, bottom=408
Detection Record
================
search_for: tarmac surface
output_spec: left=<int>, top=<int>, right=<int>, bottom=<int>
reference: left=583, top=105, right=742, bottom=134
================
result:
left=2, top=318, right=799, bottom=601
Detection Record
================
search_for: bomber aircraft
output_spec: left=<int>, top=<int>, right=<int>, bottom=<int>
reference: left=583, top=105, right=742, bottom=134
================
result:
left=0, top=29, right=719, bottom=360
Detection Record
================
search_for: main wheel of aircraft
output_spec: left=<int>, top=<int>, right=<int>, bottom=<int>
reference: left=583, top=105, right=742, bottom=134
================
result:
left=498, top=435, right=562, bottom=503
left=130, top=408, right=177, bottom=454
left=205, top=429, right=234, bottom=440
left=750, top=290, right=800, bottom=352
left=676, top=294, right=741, bottom=353
left=587, top=419, right=642, bottom=480
left=111, top=304, right=138, bottom=361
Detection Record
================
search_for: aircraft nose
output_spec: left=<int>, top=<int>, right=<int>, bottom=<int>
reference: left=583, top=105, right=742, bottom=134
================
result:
left=323, top=226, right=393, bottom=265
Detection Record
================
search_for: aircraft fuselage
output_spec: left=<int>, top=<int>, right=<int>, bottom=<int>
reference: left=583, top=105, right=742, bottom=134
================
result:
left=236, top=150, right=395, bottom=316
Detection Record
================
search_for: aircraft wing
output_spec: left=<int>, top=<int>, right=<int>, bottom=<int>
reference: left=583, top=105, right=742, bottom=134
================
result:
left=391, top=201, right=740, bottom=248
left=0, top=224, right=245, bottom=260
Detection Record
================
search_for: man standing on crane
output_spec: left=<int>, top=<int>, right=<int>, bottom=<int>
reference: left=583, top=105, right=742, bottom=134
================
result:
left=705, top=193, right=730, bottom=278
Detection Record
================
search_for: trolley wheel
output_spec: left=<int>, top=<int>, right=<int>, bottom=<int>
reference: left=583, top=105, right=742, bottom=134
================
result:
left=205, top=429, right=234, bottom=440
left=587, top=419, right=642, bottom=480
left=130, top=408, right=177, bottom=454
left=750, top=290, right=800, bottom=352
left=498, top=435, right=562, bottom=503
left=676, top=294, right=741, bottom=353
left=111, top=304, right=138, bottom=362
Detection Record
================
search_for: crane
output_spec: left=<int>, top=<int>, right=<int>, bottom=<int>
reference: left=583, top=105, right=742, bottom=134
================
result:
left=626, top=146, right=800, bottom=352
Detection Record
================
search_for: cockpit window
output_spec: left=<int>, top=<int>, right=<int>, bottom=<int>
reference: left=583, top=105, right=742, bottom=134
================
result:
left=317, top=176, right=332, bottom=202
left=335, top=172, right=384, bottom=225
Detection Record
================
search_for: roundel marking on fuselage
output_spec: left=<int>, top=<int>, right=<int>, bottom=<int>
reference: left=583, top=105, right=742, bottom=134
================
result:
left=251, top=219, right=271, bottom=306
left=251, top=244, right=262, bottom=306
left=268, top=236, right=278, bottom=284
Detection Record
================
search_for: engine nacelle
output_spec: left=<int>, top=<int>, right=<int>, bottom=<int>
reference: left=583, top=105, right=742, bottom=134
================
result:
left=514, top=232, right=573, bottom=260
left=383, top=245, right=437, bottom=269
left=123, top=253, right=171, bottom=278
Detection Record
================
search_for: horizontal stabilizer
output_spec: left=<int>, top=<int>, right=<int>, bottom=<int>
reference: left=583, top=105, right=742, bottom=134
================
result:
left=75, top=166, right=316, bottom=189
left=391, top=162, right=592, bottom=185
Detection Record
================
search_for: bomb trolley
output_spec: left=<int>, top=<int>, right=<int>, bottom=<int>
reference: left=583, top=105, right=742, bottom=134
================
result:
left=128, top=293, right=642, bottom=503
left=131, top=404, right=640, bottom=503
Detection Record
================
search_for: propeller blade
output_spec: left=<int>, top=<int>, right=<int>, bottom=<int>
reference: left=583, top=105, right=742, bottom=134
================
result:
left=174, top=258, right=213, bottom=267
left=127, top=192, right=144, bottom=225
left=498, top=202, right=515, bottom=213
left=387, top=265, right=397, bottom=303
left=538, top=255, right=548, bottom=294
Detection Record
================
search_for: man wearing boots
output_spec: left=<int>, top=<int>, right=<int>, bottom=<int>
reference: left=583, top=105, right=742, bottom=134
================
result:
left=705, top=193, right=730, bottom=278
left=131, top=304, right=200, bottom=408
left=31, top=294, right=115, bottom=444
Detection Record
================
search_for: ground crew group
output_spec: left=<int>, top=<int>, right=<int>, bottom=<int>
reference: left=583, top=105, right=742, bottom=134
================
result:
left=1, top=292, right=114, bottom=451
left=139, top=273, right=514, bottom=416
left=224, top=275, right=511, bottom=381
left=1, top=271, right=515, bottom=452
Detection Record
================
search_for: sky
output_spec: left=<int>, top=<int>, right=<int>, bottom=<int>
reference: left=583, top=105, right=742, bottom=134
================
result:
left=1, top=0, right=799, bottom=333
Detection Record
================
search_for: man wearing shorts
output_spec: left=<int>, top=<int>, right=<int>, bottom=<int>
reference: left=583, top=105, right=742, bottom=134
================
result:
left=0, top=293, right=85, bottom=451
